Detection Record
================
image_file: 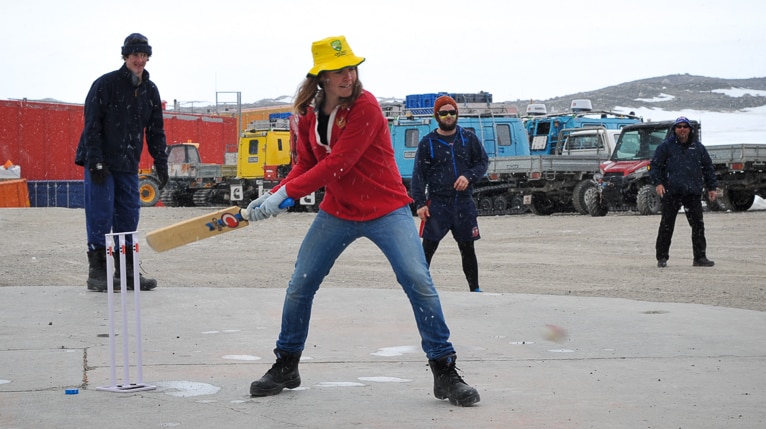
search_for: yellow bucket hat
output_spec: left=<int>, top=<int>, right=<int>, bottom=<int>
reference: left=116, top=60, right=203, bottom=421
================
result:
left=307, top=36, right=366, bottom=77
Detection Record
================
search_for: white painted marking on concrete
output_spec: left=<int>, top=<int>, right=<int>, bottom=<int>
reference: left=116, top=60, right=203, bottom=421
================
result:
left=371, top=345, right=418, bottom=357
left=221, top=354, right=261, bottom=361
left=154, top=381, right=221, bottom=397
left=358, top=376, right=412, bottom=383
left=315, top=381, right=366, bottom=387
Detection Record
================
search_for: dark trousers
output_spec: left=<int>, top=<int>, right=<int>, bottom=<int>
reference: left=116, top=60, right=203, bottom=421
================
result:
left=655, top=193, right=707, bottom=261
left=84, top=170, right=140, bottom=251
left=423, top=238, right=480, bottom=291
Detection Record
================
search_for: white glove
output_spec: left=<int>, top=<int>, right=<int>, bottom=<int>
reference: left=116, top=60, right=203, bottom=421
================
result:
left=254, top=186, right=290, bottom=220
left=244, top=191, right=272, bottom=222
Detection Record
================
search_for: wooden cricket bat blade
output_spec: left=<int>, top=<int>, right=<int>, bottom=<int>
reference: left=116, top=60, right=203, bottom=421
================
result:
left=146, top=206, right=249, bottom=252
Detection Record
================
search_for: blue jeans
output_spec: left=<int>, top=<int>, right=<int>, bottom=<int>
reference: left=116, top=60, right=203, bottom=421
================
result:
left=276, top=206, right=455, bottom=360
left=84, top=169, right=140, bottom=250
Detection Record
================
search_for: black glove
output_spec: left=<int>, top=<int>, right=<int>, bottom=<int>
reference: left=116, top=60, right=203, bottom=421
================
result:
left=157, top=169, right=169, bottom=190
left=89, top=162, right=109, bottom=185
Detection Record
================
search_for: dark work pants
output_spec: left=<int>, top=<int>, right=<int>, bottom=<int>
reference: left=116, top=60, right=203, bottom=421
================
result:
left=423, top=238, right=480, bottom=291
left=655, top=193, right=707, bottom=261
left=84, top=169, right=140, bottom=251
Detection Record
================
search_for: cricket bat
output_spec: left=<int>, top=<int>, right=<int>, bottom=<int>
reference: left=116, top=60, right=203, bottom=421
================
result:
left=146, top=199, right=294, bottom=252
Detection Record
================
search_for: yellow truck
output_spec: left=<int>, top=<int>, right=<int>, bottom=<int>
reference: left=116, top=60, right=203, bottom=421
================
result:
left=140, top=117, right=309, bottom=209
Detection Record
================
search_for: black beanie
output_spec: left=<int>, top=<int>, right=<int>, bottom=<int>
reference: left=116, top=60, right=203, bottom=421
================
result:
left=121, top=33, right=152, bottom=57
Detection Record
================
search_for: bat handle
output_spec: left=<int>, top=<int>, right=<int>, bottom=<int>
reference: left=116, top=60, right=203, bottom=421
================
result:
left=239, top=198, right=296, bottom=219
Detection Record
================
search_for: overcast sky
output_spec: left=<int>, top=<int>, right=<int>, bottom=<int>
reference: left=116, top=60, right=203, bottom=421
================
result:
left=2, top=0, right=765, bottom=107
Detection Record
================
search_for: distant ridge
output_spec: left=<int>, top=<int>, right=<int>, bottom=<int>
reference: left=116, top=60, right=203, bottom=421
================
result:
left=519, top=74, right=766, bottom=113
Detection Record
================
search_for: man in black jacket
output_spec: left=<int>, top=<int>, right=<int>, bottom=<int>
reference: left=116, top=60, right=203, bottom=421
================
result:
left=74, top=33, right=169, bottom=291
left=650, top=116, right=718, bottom=268
left=411, top=95, right=489, bottom=291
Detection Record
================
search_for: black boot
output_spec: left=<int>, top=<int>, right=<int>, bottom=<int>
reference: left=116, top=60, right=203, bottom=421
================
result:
left=250, top=349, right=302, bottom=396
left=86, top=248, right=112, bottom=292
left=428, top=353, right=480, bottom=407
left=114, top=251, right=157, bottom=291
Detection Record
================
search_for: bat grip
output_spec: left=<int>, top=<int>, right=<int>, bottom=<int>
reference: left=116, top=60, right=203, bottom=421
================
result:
left=280, top=198, right=295, bottom=209
left=239, top=198, right=296, bottom=219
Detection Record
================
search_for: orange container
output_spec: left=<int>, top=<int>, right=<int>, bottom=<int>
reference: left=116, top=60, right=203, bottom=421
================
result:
left=0, top=179, right=31, bottom=207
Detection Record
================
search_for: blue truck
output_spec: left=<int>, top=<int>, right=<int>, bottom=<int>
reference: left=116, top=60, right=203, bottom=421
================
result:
left=385, top=92, right=532, bottom=215
left=524, top=99, right=642, bottom=155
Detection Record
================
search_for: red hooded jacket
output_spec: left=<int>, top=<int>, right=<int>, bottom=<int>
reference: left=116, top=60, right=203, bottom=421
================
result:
left=277, top=90, right=412, bottom=221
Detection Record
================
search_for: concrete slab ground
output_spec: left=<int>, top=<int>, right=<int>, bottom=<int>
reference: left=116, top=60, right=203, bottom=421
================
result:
left=1, top=286, right=764, bottom=428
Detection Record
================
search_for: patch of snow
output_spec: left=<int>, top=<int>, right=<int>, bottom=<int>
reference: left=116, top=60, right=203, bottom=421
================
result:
left=634, top=93, right=675, bottom=103
left=711, top=87, right=766, bottom=97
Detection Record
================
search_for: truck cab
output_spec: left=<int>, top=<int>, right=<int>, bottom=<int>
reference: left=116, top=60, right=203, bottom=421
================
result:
left=557, top=127, right=621, bottom=157
left=236, top=118, right=292, bottom=181
left=525, top=100, right=641, bottom=155
left=390, top=114, right=530, bottom=184
left=387, top=93, right=529, bottom=179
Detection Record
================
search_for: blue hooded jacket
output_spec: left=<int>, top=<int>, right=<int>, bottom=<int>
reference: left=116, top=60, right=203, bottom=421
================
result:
left=74, top=63, right=168, bottom=173
left=411, top=125, right=489, bottom=208
left=649, top=119, right=717, bottom=196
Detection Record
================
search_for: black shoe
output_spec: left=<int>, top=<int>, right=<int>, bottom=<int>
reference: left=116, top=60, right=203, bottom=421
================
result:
left=113, top=253, right=157, bottom=290
left=428, top=354, right=480, bottom=407
left=115, top=272, right=157, bottom=291
left=693, top=257, right=715, bottom=267
left=250, top=349, right=302, bottom=396
left=657, top=259, right=667, bottom=268
left=86, top=249, right=116, bottom=292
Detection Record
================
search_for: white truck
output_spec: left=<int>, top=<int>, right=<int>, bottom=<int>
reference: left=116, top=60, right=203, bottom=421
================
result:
left=484, top=126, right=622, bottom=215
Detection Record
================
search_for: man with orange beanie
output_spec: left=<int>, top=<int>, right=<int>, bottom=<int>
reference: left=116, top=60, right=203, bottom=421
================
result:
left=411, top=95, right=489, bottom=292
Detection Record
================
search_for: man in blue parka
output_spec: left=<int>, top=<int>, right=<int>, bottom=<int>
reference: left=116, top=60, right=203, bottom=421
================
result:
left=74, top=33, right=169, bottom=292
left=411, top=95, right=489, bottom=292
left=650, top=116, right=718, bottom=268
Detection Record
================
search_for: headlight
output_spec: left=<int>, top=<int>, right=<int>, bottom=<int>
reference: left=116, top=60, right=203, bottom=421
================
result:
left=626, top=165, right=648, bottom=179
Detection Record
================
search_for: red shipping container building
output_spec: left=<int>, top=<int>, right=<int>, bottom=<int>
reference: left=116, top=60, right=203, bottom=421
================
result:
left=0, top=99, right=238, bottom=181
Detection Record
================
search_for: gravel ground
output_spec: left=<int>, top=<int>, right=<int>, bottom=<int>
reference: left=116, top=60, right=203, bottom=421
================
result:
left=2, top=206, right=765, bottom=312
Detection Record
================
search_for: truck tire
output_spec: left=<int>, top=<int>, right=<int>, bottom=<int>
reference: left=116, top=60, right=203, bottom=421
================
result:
left=585, top=187, right=608, bottom=217
left=528, top=193, right=557, bottom=216
left=508, top=194, right=530, bottom=215
left=492, top=195, right=508, bottom=214
left=718, top=189, right=755, bottom=212
left=139, top=176, right=161, bottom=207
left=572, top=180, right=594, bottom=215
left=478, top=196, right=493, bottom=216
left=637, top=184, right=661, bottom=215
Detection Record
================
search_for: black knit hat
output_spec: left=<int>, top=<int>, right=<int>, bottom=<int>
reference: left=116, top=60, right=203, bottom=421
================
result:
left=121, top=33, right=152, bottom=56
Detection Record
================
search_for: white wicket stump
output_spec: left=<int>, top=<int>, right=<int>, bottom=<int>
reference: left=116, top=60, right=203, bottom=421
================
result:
left=96, top=231, right=156, bottom=393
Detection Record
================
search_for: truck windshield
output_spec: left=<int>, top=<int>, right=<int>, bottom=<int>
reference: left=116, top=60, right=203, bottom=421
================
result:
left=611, top=128, right=666, bottom=161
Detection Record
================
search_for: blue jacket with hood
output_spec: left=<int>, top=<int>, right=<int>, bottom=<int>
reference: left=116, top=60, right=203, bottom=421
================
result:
left=74, top=63, right=168, bottom=174
left=649, top=124, right=717, bottom=196
left=411, top=125, right=489, bottom=209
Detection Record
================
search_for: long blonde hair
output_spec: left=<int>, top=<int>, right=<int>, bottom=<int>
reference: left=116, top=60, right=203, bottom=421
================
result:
left=293, top=71, right=364, bottom=116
